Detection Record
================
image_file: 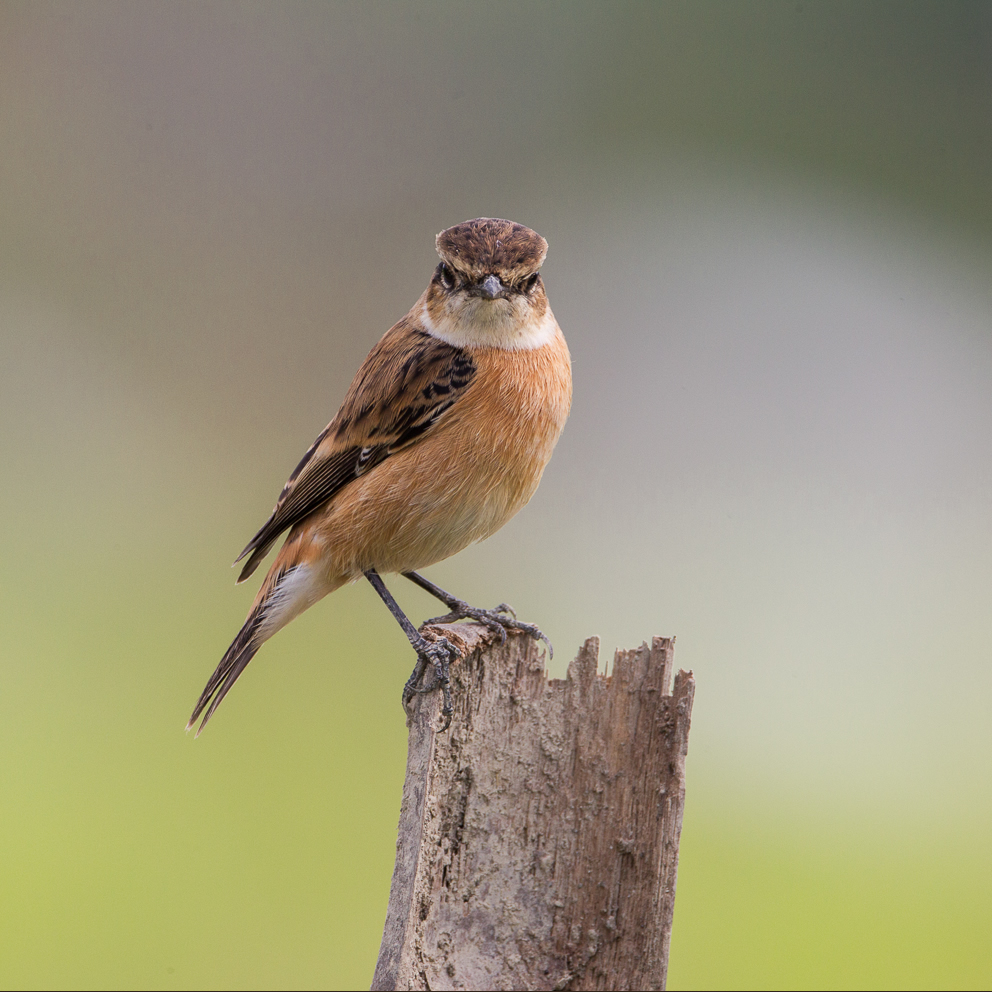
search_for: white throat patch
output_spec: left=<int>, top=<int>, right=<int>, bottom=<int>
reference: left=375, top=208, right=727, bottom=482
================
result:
left=421, top=301, right=557, bottom=351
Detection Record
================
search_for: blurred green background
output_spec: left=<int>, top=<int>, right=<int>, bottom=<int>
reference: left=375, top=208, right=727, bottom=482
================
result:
left=2, top=2, right=991, bottom=988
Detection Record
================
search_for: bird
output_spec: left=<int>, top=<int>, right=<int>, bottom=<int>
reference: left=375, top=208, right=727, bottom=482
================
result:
left=187, top=217, right=572, bottom=735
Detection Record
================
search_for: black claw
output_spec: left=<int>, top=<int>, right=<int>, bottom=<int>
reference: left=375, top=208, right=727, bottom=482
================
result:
left=402, top=636, right=456, bottom=732
left=425, top=607, right=508, bottom=643
left=428, top=638, right=454, bottom=733
left=540, top=631, right=554, bottom=660
left=395, top=573, right=552, bottom=729
left=424, top=599, right=551, bottom=660
left=425, top=610, right=456, bottom=627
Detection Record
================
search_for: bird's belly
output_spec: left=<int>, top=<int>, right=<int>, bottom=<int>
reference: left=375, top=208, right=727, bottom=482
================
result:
left=316, top=433, right=544, bottom=576
left=315, top=411, right=557, bottom=578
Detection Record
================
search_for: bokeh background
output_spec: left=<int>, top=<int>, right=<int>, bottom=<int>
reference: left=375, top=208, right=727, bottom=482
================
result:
left=2, top=2, right=991, bottom=988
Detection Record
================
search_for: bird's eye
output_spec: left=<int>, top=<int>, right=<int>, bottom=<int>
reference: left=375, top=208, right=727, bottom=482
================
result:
left=438, top=264, right=455, bottom=290
left=523, top=272, right=540, bottom=293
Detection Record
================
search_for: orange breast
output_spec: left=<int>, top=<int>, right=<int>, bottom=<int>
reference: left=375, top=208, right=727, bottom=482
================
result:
left=311, top=328, right=572, bottom=579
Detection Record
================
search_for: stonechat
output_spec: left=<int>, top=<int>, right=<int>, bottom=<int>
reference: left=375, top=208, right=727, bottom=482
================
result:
left=188, top=218, right=572, bottom=733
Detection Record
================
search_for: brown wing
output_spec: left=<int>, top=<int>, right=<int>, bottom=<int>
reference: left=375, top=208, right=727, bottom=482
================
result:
left=234, top=321, right=476, bottom=582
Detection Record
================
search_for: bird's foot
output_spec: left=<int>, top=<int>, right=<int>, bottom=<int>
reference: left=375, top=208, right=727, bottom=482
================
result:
left=401, top=635, right=459, bottom=732
left=425, top=600, right=554, bottom=660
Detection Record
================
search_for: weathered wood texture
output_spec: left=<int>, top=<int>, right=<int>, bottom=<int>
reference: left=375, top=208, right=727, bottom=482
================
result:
left=372, top=626, right=694, bottom=992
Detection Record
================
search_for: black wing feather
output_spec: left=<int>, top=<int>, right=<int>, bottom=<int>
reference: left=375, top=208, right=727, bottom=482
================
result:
left=233, top=333, right=476, bottom=583
left=235, top=445, right=382, bottom=581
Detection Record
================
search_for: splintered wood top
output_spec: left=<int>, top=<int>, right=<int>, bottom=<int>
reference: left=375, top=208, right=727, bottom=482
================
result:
left=373, top=627, right=694, bottom=992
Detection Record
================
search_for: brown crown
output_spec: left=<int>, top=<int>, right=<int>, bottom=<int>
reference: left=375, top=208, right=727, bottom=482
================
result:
left=436, top=218, right=548, bottom=284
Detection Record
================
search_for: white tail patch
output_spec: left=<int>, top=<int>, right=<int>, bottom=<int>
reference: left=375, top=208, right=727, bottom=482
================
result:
left=259, top=564, right=325, bottom=638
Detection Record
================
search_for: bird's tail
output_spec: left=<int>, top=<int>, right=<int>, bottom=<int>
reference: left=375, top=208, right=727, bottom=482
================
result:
left=186, top=606, right=264, bottom=736
left=188, top=554, right=333, bottom=736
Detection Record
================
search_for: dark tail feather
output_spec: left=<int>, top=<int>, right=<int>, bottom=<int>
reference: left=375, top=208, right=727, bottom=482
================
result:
left=234, top=539, right=274, bottom=584
left=187, top=608, right=264, bottom=736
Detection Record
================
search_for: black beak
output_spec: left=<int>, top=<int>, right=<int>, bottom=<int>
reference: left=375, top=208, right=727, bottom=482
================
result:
left=479, top=274, right=504, bottom=299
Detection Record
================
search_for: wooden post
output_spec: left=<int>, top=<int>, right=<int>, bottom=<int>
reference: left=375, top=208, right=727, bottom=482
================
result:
left=372, top=625, right=695, bottom=992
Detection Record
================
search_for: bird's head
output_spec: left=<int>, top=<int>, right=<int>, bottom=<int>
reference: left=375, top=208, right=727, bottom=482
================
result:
left=422, top=218, right=554, bottom=350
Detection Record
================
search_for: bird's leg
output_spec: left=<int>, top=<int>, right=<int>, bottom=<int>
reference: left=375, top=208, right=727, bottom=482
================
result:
left=402, top=570, right=553, bottom=660
left=364, top=569, right=457, bottom=730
